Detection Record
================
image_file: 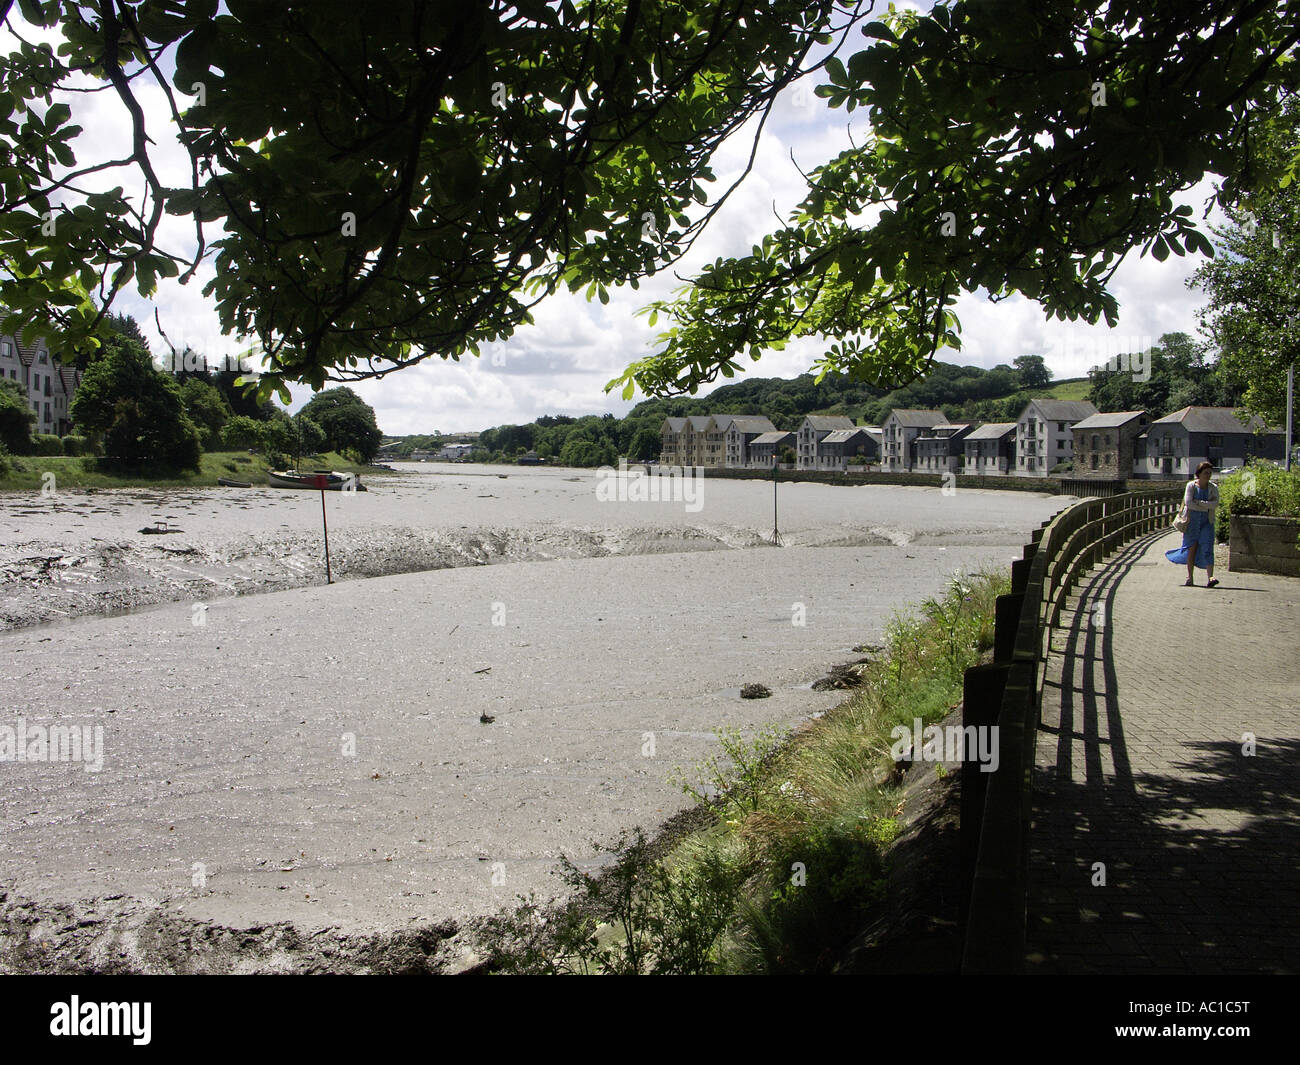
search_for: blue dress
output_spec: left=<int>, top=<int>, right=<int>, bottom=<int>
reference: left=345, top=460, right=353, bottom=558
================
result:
left=1166, top=483, right=1215, bottom=569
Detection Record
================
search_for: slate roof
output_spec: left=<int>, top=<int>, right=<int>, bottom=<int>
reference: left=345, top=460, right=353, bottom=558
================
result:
left=821, top=427, right=871, bottom=444
left=1153, top=406, right=1279, bottom=434
left=964, top=422, right=1018, bottom=441
left=916, top=423, right=975, bottom=440
left=722, top=416, right=776, bottom=434
left=1073, top=411, right=1147, bottom=430
left=1024, top=399, right=1098, bottom=421
left=750, top=431, right=795, bottom=446
left=886, top=409, right=947, bottom=428
left=801, top=415, right=856, bottom=431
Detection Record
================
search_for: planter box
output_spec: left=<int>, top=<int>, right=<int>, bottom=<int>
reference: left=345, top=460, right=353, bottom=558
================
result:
left=1229, top=515, right=1300, bottom=577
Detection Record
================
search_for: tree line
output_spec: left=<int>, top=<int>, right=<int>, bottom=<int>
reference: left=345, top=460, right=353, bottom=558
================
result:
left=399, top=343, right=1241, bottom=468
left=0, top=315, right=383, bottom=472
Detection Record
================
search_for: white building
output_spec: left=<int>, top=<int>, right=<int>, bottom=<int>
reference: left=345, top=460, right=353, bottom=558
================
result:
left=1013, top=399, right=1097, bottom=477
left=718, top=415, right=776, bottom=467
left=795, top=415, right=856, bottom=469
left=879, top=409, right=946, bottom=472
left=0, top=331, right=81, bottom=437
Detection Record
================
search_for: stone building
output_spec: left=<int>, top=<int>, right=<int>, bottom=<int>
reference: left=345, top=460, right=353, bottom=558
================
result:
left=1071, top=411, right=1149, bottom=480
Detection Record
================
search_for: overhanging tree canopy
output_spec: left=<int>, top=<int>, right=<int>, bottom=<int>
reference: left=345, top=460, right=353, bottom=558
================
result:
left=614, top=0, right=1300, bottom=398
left=1, top=0, right=1297, bottom=401
left=1191, top=99, right=1300, bottom=424
left=0, top=0, right=859, bottom=398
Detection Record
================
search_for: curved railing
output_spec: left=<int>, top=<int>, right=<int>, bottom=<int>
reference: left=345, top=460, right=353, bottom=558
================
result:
left=959, top=488, right=1183, bottom=973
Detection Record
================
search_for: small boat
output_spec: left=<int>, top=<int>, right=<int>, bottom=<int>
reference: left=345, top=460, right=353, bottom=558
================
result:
left=267, top=470, right=367, bottom=491
left=217, top=477, right=253, bottom=488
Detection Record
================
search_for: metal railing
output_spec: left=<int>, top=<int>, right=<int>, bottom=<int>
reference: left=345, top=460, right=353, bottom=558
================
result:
left=959, top=488, right=1183, bottom=973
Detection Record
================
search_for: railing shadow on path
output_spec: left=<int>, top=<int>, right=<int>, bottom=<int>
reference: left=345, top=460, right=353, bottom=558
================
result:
left=1024, top=533, right=1299, bottom=974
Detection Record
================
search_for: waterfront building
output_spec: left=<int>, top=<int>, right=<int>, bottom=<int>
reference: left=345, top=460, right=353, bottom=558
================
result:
left=961, top=423, right=1017, bottom=475
left=0, top=331, right=82, bottom=437
left=1014, top=399, right=1097, bottom=476
left=1132, top=407, right=1285, bottom=480
left=1070, top=411, right=1149, bottom=480
left=880, top=409, right=946, bottom=472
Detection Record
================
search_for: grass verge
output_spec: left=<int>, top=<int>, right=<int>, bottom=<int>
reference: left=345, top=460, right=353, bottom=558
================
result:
left=0, top=450, right=371, bottom=491
left=481, top=568, right=1009, bottom=974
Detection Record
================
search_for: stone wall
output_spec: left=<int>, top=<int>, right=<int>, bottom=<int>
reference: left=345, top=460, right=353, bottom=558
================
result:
left=1228, top=515, right=1300, bottom=577
left=698, top=467, right=1064, bottom=493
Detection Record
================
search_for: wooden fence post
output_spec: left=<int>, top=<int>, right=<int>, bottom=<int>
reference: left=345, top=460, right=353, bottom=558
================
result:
left=960, top=661, right=1009, bottom=938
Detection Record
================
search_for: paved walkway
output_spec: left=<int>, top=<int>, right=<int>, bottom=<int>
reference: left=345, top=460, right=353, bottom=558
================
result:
left=1025, top=529, right=1300, bottom=973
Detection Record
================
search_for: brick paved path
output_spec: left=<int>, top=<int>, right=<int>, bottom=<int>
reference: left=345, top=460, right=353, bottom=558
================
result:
left=1025, top=529, right=1300, bottom=973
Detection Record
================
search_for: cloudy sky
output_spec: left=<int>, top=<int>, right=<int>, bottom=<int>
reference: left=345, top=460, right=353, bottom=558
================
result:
left=11, top=4, right=1221, bottom=436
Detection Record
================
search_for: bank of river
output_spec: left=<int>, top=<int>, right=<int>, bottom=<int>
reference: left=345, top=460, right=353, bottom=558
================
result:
left=0, top=467, right=1070, bottom=971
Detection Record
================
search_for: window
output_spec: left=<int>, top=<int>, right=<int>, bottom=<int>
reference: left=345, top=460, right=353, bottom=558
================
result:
left=1208, top=434, right=1224, bottom=447
left=1091, top=434, right=1099, bottom=450
left=1104, top=434, right=1111, bottom=446
left=1058, top=423, right=1065, bottom=432
left=1091, top=453, right=1099, bottom=470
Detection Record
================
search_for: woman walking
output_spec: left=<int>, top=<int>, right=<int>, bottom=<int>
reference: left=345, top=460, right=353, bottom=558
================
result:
left=1167, top=460, right=1220, bottom=587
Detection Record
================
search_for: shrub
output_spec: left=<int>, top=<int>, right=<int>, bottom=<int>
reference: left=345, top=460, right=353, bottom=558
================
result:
left=672, top=724, right=789, bottom=822
left=1216, top=462, right=1300, bottom=542
left=31, top=433, right=63, bottom=456
left=0, top=442, right=9, bottom=478
left=61, top=435, right=89, bottom=456
left=738, top=818, right=890, bottom=974
left=0, top=378, right=35, bottom=453
left=220, top=414, right=266, bottom=451
left=483, top=828, right=747, bottom=975
left=69, top=336, right=202, bottom=471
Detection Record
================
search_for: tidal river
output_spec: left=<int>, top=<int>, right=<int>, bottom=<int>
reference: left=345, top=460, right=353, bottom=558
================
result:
left=0, top=465, right=1069, bottom=969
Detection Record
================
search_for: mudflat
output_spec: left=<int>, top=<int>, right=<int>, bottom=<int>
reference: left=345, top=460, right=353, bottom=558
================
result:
left=0, top=466, right=1069, bottom=969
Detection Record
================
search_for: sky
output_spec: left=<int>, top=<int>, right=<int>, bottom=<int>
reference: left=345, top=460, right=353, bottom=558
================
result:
left=8, top=4, right=1224, bottom=436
